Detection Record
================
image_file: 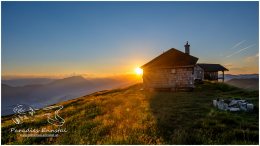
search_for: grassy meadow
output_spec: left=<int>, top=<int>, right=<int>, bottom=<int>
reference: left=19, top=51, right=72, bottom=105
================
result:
left=1, top=82, right=259, bottom=144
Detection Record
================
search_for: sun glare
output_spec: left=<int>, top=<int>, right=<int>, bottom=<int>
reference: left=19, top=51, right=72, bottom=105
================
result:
left=135, top=67, right=143, bottom=75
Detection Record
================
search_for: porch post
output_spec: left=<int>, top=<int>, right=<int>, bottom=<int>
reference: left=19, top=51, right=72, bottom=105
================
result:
left=222, top=71, right=224, bottom=82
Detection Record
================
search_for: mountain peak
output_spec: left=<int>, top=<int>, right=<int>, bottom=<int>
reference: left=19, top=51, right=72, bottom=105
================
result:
left=63, top=75, right=86, bottom=81
left=50, top=75, right=88, bottom=85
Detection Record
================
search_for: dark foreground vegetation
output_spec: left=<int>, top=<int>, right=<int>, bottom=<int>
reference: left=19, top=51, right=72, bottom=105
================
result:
left=1, top=82, right=259, bottom=144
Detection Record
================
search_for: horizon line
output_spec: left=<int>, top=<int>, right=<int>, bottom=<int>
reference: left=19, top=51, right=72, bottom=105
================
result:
left=1, top=73, right=259, bottom=80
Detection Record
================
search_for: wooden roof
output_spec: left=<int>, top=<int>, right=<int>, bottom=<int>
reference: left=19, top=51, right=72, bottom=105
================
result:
left=197, top=63, right=229, bottom=72
left=141, top=48, right=198, bottom=69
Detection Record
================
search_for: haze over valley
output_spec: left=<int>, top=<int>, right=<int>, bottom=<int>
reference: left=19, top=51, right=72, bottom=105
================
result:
left=2, top=74, right=141, bottom=115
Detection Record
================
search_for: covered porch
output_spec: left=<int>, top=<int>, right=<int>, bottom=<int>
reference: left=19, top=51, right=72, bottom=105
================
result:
left=197, top=64, right=229, bottom=82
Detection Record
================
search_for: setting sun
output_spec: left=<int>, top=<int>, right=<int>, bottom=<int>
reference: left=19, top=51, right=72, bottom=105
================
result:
left=135, top=67, right=143, bottom=75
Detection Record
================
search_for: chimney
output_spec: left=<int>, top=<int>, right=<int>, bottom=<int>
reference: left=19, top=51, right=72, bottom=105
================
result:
left=184, top=41, right=190, bottom=55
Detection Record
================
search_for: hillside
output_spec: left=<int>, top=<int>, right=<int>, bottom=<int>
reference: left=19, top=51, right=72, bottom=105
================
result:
left=226, top=78, right=259, bottom=90
left=1, top=82, right=259, bottom=144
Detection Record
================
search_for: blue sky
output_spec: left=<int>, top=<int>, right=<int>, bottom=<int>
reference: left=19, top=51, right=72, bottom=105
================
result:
left=2, top=1, right=259, bottom=77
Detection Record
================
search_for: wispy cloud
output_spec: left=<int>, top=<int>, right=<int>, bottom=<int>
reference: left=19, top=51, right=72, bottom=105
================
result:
left=228, top=66, right=259, bottom=74
left=229, top=40, right=246, bottom=49
left=244, top=53, right=259, bottom=63
left=226, top=44, right=255, bottom=58
left=223, top=63, right=233, bottom=67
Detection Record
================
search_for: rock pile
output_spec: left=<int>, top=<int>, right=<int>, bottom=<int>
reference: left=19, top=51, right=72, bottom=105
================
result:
left=213, top=98, right=254, bottom=112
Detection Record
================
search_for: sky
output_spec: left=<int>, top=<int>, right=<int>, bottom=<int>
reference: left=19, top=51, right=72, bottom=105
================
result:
left=2, top=1, right=259, bottom=78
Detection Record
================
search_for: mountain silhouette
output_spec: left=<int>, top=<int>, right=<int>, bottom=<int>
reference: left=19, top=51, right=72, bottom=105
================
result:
left=2, top=75, right=139, bottom=116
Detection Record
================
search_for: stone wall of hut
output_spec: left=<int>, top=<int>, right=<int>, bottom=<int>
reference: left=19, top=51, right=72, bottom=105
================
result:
left=194, top=65, right=204, bottom=80
left=143, top=67, right=194, bottom=90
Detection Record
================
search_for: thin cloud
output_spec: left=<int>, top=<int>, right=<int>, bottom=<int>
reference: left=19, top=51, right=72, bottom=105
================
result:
left=226, top=44, right=255, bottom=58
left=223, top=63, right=233, bottom=67
left=230, top=40, right=246, bottom=49
left=244, top=53, right=259, bottom=63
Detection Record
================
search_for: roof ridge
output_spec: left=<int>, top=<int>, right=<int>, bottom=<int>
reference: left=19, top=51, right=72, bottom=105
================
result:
left=141, top=48, right=199, bottom=69
left=197, top=63, right=221, bottom=65
left=197, top=64, right=229, bottom=71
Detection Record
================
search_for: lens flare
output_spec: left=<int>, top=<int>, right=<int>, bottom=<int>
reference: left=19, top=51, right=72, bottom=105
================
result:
left=135, top=67, right=143, bottom=75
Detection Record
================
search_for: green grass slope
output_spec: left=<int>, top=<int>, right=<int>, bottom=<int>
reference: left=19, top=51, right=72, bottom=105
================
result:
left=1, top=82, right=259, bottom=144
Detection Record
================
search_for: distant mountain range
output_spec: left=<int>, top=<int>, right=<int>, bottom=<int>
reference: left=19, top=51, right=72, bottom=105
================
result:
left=223, top=74, right=258, bottom=90
left=226, top=78, right=259, bottom=90
left=2, top=75, right=140, bottom=116
left=2, top=78, right=55, bottom=86
left=224, top=74, right=259, bottom=81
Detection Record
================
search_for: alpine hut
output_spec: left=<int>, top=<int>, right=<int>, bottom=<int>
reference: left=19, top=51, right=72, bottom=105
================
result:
left=141, top=42, right=198, bottom=91
left=141, top=41, right=229, bottom=91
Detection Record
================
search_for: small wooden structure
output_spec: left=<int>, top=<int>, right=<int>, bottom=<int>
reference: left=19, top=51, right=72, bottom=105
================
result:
left=196, top=63, right=229, bottom=82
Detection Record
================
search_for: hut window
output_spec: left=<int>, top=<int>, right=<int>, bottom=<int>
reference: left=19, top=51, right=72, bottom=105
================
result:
left=171, top=69, right=176, bottom=74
